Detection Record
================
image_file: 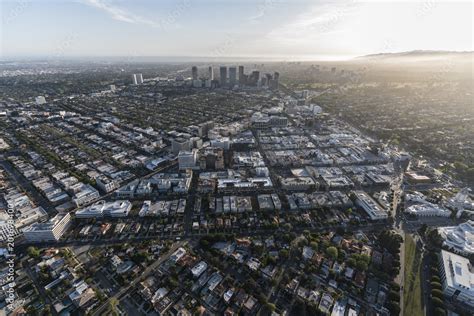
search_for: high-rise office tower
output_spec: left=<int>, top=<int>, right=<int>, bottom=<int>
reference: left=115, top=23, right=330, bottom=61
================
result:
left=137, top=73, right=144, bottom=84
left=132, top=74, right=138, bottom=85
left=192, top=66, right=198, bottom=80
left=238, top=66, right=244, bottom=84
left=249, top=70, right=260, bottom=86
left=208, top=66, right=214, bottom=80
left=229, top=67, right=237, bottom=86
left=331, top=67, right=336, bottom=74
left=272, top=71, right=280, bottom=90
left=273, top=72, right=280, bottom=81
left=219, top=66, right=227, bottom=86
left=265, top=73, right=272, bottom=86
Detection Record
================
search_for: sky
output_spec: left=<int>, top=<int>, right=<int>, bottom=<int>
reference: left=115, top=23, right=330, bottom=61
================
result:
left=0, top=0, right=473, bottom=60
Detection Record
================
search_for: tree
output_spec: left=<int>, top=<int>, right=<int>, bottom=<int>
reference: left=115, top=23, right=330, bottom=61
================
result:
left=388, top=290, right=400, bottom=302
left=434, top=307, right=446, bottom=316
left=431, top=289, right=444, bottom=299
left=355, top=260, right=368, bottom=272
left=427, top=229, right=443, bottom=248
left=326, top=246, right=338, bottom=260
left=265, top=302, right=276, bottom=312
left=27, top=246, right=40, bottom=258
left=310, top=241, right=319, bottom=251
left=431, top=297, right=444, bottom=308
left=346, top=257, right=356, bottom=267
left=386, top=301, right=400, bottom=315
left=430, top=281, right=442, bottom=290
left=418, top=224, right=428, bottom=236
left=108, top=298, right=119, bottom=316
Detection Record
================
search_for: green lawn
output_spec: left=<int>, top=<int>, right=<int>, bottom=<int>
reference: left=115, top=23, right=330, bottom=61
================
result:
left=403, top=235, right=424, bottom=316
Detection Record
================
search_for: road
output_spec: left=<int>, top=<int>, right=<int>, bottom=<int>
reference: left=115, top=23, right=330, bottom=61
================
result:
left=0, top=159, right=56, bottom=214
left=395, top=230, right=405, bottom=316
left=92, top=240, right=186, bottom=316
left=17, top=221, right=392, bottom=250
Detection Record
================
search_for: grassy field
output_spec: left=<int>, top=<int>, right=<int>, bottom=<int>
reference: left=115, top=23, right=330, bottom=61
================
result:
left=403, top=235, right=424, bottom=316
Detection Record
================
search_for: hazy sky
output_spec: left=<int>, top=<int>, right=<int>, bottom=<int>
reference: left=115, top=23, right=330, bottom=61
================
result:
left=1, top=0, right=472, bottom=60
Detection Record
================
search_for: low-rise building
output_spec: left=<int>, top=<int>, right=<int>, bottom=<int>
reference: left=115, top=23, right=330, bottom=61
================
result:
left=439, top=250, right=474, bottom=307
left=75, top=200, right=132, bottom=218
left=71, top=183, right=100, bottom=207
left=438, top=221, right=474, bottom=256
left=353, top=190, right=388, bottom=220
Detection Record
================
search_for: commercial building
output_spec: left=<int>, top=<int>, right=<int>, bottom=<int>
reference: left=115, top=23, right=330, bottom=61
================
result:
left=35, top=96, right=46, bottom=105
left=199, top=147, right=224, bottom=170
left=75, top=200, right=132, bottom=218
left=178, top=150, right=198, bottom=170
left=191, top=66, right=198, bottom=80
left=95, top=176, right=119, bottom=193
left=191, top=261, right=208, bottom=278
left=132, top=73, right=144, bottom=85
left=229, top=67, right=237, bottom=86
left=71, top=183, right=100, bottom=207
left=251, top=112, right=288, bottom=129
left=439, top=250, right=474, bottom=307
left=238, top=65, right=245, bottom=85
left=280, top=177, right=316, bottom=191
left=438, top=221, right=474, bottom=255
left=208, top=66, right=214, bottom=80
left=353, top=190, right=388, bottom=220
left=405, top=204, right=451, bottom=217
left=171, top=138, right=191, bottom=155
left=219, top=66, right=227, bottom=86
left=23, top=213, right=71, bottom=242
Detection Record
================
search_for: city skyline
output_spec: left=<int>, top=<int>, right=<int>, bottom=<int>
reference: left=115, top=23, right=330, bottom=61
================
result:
left=1, top=0, right=473, bottom=60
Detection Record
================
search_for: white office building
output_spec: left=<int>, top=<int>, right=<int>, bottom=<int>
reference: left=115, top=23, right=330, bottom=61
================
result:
left=75, top=200, right=132, bottom=218
left=353, top=190, right=388, bottom=220
left=191, top=261, right=208, bottom=278
left=23, top=213, right=71, bottom=242
left=132, top=73, right=144, bottom=85
left=439, top=250, right=474, bottom=307
left=405, top=204, right=451, bottom=217
left=71, top=183, right=100, bottom=207
left=438, top=221, right=474, bottom=256
left=178, top=150, right=198, bottom=170
left=35, top=96, right=46, bottom=105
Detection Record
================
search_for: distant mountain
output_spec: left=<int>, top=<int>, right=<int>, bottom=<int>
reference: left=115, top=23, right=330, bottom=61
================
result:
left=355, top=50, right=473, bottom=60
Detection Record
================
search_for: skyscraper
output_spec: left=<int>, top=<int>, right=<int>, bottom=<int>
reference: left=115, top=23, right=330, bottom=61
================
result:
left=137, top=73, right=144, bottom=84
left=208, top=66, right=214, bottom=80
left=265, top=73, right=272, bottom=87
left=132, top=74, right=138, bottom=85
left=229, top=67, right=237, bottom=86
left=219, top=66, right=227, bottom=86
left=272, top=71, right=280, bottom=90
left=192, top=66, right=198, bottom=80
left=238, top=65, right=244, bottom=84
left=249, top=70, right=260, bottom=86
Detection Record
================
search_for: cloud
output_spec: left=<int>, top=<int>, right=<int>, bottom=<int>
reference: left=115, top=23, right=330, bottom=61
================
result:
left=246, top=0, right=278, bottom=23
left=81, top=0, right=160, bottom=27
left=265, top=1, right=359, bottom=46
